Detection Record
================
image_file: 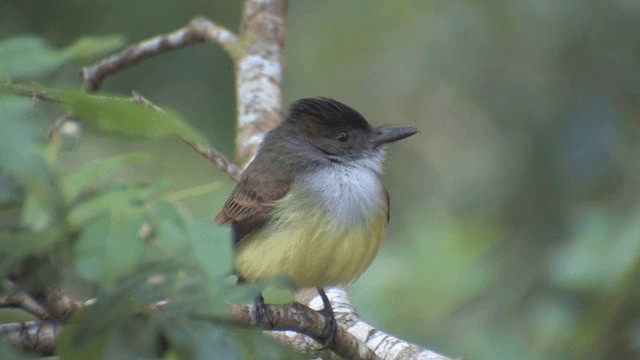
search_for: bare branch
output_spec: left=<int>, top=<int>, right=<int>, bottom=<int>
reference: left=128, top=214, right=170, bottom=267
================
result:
left=0, top=321, right=58, bottom=356
left=81, top=16, right=239, bottom=91
left=0, top=295, right=50, bottom=320
left=303, top=288, right=455, bottom=360
left=231, top=301, right=381, bottom=360
left=44, top=289, right=83, bottom=323
left=1, top=298, right=417, bottom=360
left=46, top=114, right=73, bottom=139
left=181, top=137, right=242, bottom=182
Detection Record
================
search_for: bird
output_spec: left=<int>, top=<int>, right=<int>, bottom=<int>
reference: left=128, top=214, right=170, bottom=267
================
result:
left=215, top=97, right=418, bottom=344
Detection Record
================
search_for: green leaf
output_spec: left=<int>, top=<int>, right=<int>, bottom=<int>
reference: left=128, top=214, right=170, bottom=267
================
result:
left=4, top=84, right=207, bottom=144
left=61, top=152, right=150, bottom=202
left=75, top=208, right=147, bottom=285
left=161, top=319, right=243, bottom=360
left=102, top=316, right=162, bottom=360
left=149, top=201, right=190, bottom=252
left=160, top=317, right=301, bottom=360
left=0, top=229, right=64, bottom=278
left=22, top=191, right=54, bottom=231
left=0, top=95, right=66, bottom=241
left=57, top=298, right=133, bottom=359
left=147, top=201, right=233, bottom=282
left=0, top=96, right=48, bottom=180
left=58, top=90, right=207, bottom=143
left=190, top=218, right=233, bottom=280
left=68, top=181, right=164, bottom=226
left=0, top=35, right=125, bottom=80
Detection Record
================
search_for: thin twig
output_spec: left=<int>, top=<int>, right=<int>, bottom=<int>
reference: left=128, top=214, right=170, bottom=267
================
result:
left=46, top=114, right=71, bottom=139
left=0, top=295, right=50, bottom=320
left=129, top=90, right=243, bottom=181
left=5, top=83, right=56, bottom=103
left=81, top=16, right=239, bottom=91
left=131, top=90, right=163, bottom=112
left=181, top=137, right=242, bottom=182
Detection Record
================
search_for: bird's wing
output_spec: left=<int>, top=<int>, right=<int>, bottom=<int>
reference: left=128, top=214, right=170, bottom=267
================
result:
left=215, top=164, right=291, bottom=245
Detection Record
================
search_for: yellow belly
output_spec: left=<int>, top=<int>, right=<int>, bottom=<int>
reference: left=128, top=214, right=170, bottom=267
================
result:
left=235, top=192, right=388, bottom=288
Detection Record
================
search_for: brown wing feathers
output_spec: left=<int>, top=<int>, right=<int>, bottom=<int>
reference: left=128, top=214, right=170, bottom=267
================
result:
left=215, top=149, right=291, bottom=244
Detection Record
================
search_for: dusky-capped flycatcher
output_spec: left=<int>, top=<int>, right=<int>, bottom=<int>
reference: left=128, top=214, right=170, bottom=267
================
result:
left=216, top=97, right=418, bottom=344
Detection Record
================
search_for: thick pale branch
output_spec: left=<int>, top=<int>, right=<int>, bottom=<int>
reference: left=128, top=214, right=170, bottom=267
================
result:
left=81, top=16, right=239, bottom=91
left=234, top=0, right=288, bottom=167
left=304, top=288, right=454, bottom=360
left=234, top=302, right=381, bottom=360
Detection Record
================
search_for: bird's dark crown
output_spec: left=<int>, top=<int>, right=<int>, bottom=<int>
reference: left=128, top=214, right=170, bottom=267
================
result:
left=287, top=97, right=371, bottom=131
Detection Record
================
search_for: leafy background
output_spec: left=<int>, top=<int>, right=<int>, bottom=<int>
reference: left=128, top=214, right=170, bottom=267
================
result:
left=1, top=0, right=639, bottom=359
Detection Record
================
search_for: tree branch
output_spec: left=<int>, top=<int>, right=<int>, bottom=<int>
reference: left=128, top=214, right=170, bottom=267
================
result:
left=304, top=288, right=454, bottom=360
left=180, top=137, right=242, bottom=182
left=234, top=0, right=287, bottom=167
left=230, top=301, right=381, bottom=360
left=0, top=321, right=58, bottom=356
left=0, top=295, right=49, bottom=320
left=81, top=16, right=239, bottom=91
left=24, top=287, right=83, bottom=323
left=129, top=89, right=242, bottom=181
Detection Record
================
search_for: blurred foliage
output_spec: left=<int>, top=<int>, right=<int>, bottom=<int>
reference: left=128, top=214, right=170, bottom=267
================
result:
left=0, top=39, right=298, bottom=358
left=0, top=34, right=125, bottom=79
left=1, top=0, right=639, bottom=359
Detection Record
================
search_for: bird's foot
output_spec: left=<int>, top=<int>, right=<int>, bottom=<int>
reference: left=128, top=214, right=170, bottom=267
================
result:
left=252, top=293, right=275, bottom=328
left=316, top=288, right=338, bottom=349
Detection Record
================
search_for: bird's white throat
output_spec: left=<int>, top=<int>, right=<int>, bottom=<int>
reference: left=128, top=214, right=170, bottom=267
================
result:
left=299, top=152, right=386, bottom=224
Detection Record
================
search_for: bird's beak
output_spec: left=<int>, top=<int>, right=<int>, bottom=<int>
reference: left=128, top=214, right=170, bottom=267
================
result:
left=369, top=126, right=419, bottom=148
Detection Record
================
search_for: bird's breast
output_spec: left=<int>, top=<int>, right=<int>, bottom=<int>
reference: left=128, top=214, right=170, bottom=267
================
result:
left=234, top=159, right=389, bottom=287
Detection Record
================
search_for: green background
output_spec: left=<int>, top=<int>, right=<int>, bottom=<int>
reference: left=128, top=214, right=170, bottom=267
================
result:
left=2, top=0, right=639, bottom=359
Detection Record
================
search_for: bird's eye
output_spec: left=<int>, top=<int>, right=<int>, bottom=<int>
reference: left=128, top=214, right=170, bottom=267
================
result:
left=336, top=131, right=349, bottom=142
